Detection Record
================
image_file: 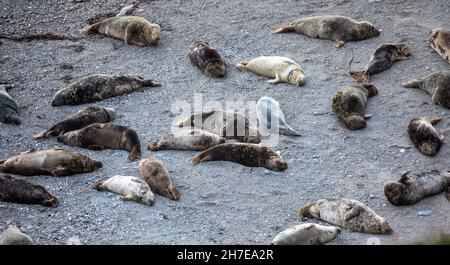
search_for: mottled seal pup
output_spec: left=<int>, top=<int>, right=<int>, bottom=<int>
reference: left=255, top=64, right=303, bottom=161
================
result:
left=271, top=223, right=341, bottom=245
left=408, top=116, right=443, bottom=156
left=57, top=123, right=142, bottom=161
left=256, top=96, right=300, bottom=136
left=0, top=175, right=58, bottom=207
left=0, top=84, right=20, bottom=125
left=273, top=15, right=380, bottom=48
left=384, top=170, right=450, bottom=206
left=51, top=74, right=161, bottom=106
left=403, top=71, right=450, bottom=109
left=429, top=28, right=450, bottom=64
left=236, top=56, right=305, bottom=86
left=34, top=106, right=117, bottom=139
left=148, top=129, right=225, bottom=151
left=139, top=158, right=180, bottom=201
left=91, top=175, right=155, bottom=205
left=349, top=43, right=412, bottom=83
left=299, top=198, right=393, bottom=234
left=176, top=110, right=260, bottom=143
left=188, top=41, right=227, bottom=77
left=189, top=143, right=287, bottom=172
left=81, top=16, right=161, bottom=46
left=0, top=225, right=34, bottom=245
left=0, top=148, right=102, bottom=177
left=332, top=83, right=378, bottom=130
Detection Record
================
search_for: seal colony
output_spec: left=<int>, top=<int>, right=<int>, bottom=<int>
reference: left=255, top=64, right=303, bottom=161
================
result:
left=1, top=1, right=450, bottom=245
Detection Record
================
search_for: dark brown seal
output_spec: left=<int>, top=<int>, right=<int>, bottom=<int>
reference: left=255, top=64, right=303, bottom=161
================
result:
left=189, top=143, right=287, bottom=171
left=273, top=15, right=380, bottom=48
left=51, top=74, right=161, bottom=107
left=188, top=41, right=227, bottom=77
left=331, top=83, right=378, bottom=130
left=0, top=84, right=20, bottom=125
left=81, top=16, right=160, bottom=46
left=34, top=106, right=116, bottom=139
left=407, top=116, right=443, bottom=156
left=403, top=71, right=450, bottom=109
left=384, top=170, right=450, bottom=206
left=349, top=43, right=412, bottom=83
left=0, top=175, right=58, bottom=207
left=429, top=28, right=450, bottom=64
left=139, top=158, right=181, bottom=201
left=57, top=123, right=142, bottom=161
left=0, top=148, right=102, bottom=177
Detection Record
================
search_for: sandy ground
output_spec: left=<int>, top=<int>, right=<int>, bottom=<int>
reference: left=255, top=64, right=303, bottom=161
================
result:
left=0, top=0, right=449, bottom=245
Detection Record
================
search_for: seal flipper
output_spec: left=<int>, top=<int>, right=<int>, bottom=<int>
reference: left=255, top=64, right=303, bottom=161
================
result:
left=349, top=70, right=369, bottom=83
left=272, top=24, right=295, bottom=34
left=298, top=203, right=313, bottom=220
left=268, top=73, right=281, bottom=84
left=89, top=179, right=105, bottom=190
left=141, top=79, right=161, bottom=87
left=344, top=205, right=362, bottom=221
left=279, top=125, right=302, bottom=136
left=236, top=61, right=250, bottom=69
left=403, top=79, right=422, bottom=88
left=148, top=141, right=164, bottom=151
left=422, top=116, right=441, bottom=125
left=335, top=39, right=345, bottom=48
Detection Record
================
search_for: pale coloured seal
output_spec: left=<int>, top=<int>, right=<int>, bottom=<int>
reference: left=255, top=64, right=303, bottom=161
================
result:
left=189, top=143, right=287, bottom=172
left=0, top=175, right=58, bottom=207
left=236, top=56, right=305, bottom=86
left=429, top=28, right=450, bottom=64
left=256, top=96, right=301, bottom=136
left=56, top=123, right=142, bottom=161
left=299, top=198, right=393, bottom=234
left=188, top=41, right=227, bottom=77
left=271, top=223, right=341, bottom=245
left=349, top=43, right=412, bottom=83
left=176, top=109, right=260, bottom=143
left=384, top=170, right=450, bottom=206
left=0, top=225, right=34, bottom=245
left=139, top=158, right=180, bottom=201
left=34, top=106, right=117, bottom=139
left=273, top=15, right=380, bottom=48
left=0, top=84, right=20, bottom=125
left=91, top=175, right=155, bottom=206
left=81, top=16, right=160, bottom=46
left=332, top=83, right=378, bottom=130
left=0, top=148, right=102, bottom=177
left=407, top=116, right=443, bottom=156
left=403, top=71, right=450, bottom=109
left=51, top=74, right=161, bottom=106
left=148, top=129, right=225, bottom=151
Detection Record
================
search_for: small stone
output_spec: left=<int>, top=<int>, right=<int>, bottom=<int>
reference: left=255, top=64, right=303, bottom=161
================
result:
left=400, top=148, right=405, bottom=153
left=418, top=210, right=432, bottom=216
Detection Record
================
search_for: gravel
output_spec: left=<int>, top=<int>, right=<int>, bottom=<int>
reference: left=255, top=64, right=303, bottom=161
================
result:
left=0, top=0, right=449, bottom=245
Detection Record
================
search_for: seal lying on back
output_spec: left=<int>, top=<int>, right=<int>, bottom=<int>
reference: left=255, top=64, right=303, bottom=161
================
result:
left=91, top=175, right=155, bottom=206
left=429, top=28, right=450, bottom=64
left=189, top=143, right=287, bottom=172
left=176, top=109, right=260, bottom=143
left=299, top=198, right=393, bottom=234
left=407, top=116, right=443, bottom=156
left=236, top=56, right=305, bottom=86
left=273, top=15, right=380, bottom=48
left=256, top=96, right=301, bottom=136
left=139, top=158, right=181, bottom=201
left=148, top=129, right=225, bottom=151
left=0, top=175, right=58, bottom=207
left=0, top=84, right=20, bottom=125
left=81, top=16, right=161, bottom=46
left=403, top=71, right=450, bottom=109
left=349, top=43, right=412, bottom=83
left=0, top=148, right=102, bottom=177
left=271, top=223, right=341, bottom=245
left=34, top=106, right=116, bottom=139
left=0, top=225, right=34, bottom=245
left=188, top=41, right=227, bottom=78
left=384, top=170, right=450, bottom=206
left=57, top=123, right=142, bottom=161
left=332, top=83, right=378, bottom=130
left=51, top=74, right=161, bottom=107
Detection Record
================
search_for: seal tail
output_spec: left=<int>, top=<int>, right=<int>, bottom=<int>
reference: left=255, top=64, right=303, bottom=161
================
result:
left=89, top=179, right=105, bottom=190
left=279, top=125, right=301, bottom=136
left=80, top=23, right=101, bottom=36
left=188, top=151, right=209, bottom=165
left=402, top=79, right=421, bottom=89
left=141, top=79, right=162, bottom=87
left=272, top=24, right=294, bottom=34
left=236, top=61, right=250, bottom=69
left=349, top=70, right=369, bottom=83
